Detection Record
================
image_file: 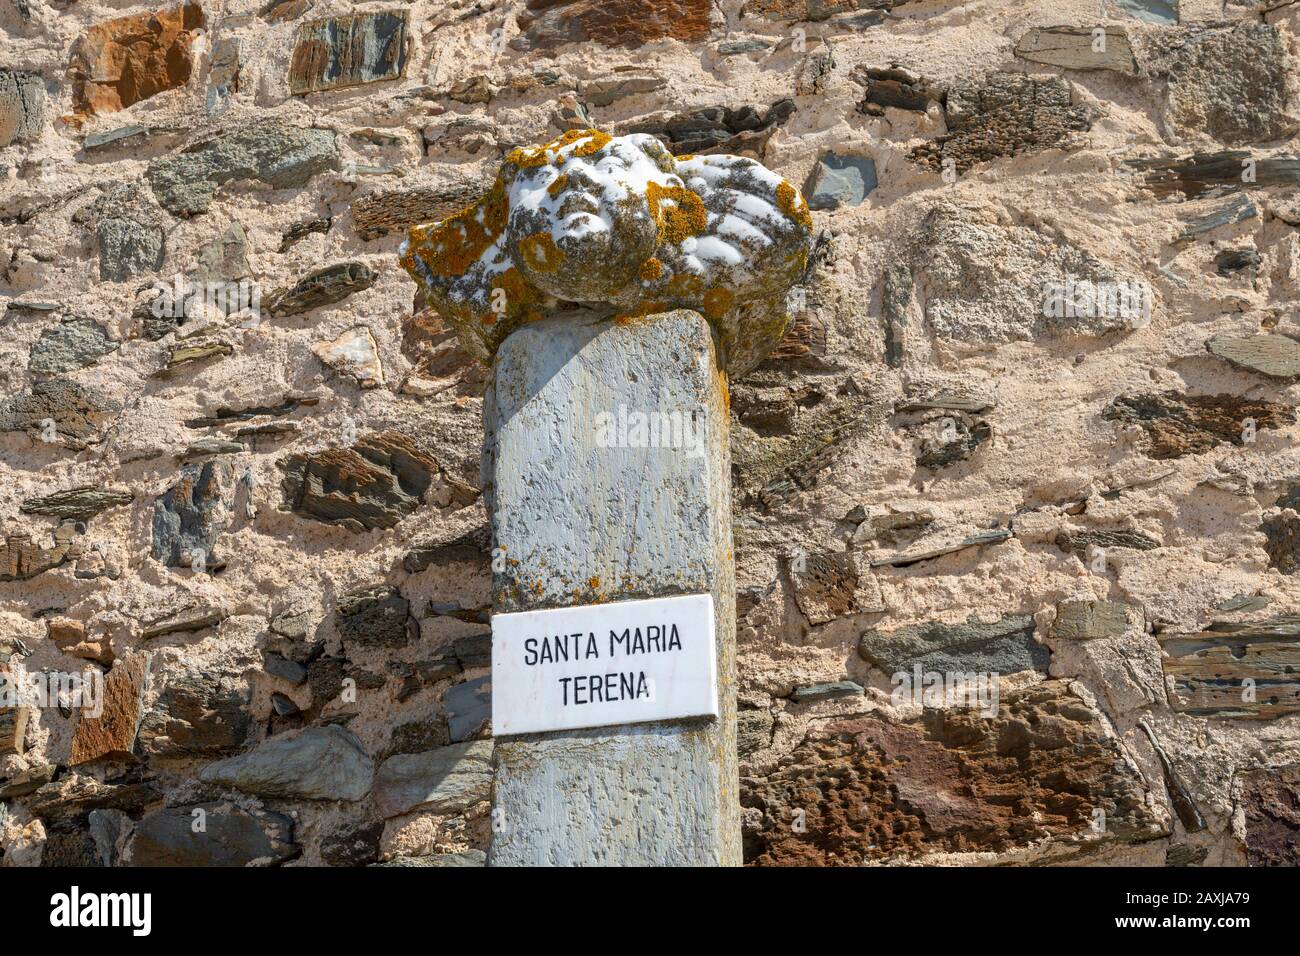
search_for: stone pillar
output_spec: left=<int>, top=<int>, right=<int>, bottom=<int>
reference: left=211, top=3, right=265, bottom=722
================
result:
left=484, top=309, right=739, bottom=866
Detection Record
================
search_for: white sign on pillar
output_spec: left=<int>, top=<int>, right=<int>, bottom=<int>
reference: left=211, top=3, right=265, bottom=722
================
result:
left=491, top=593, right=718, bottom=736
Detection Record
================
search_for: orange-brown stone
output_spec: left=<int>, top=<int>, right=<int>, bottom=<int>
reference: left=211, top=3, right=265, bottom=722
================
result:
left=69, top=3, right=205, bottom=115
left=70, top=654, right=149, bottom=765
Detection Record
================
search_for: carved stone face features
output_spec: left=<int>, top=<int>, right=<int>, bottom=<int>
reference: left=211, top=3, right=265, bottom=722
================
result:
left=399, top=129, right=815, bottom=375
left=506, top=133, right=675, bottom=301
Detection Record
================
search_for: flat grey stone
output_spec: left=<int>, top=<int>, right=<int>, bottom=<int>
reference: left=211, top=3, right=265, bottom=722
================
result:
left=805, top=152, right=876, bottom=210
left=1177, top=193, right=1257, bottom=243
left=191, top=221, right=250, bottom=282
left=1109, top=0, right=1177, bottom=24
left=1053, top=600, right=1132, bottom=641
left=717, top=39, right=769, bottom=54
left=580, top=75, right=664, bottom=107
left=198, top=724, right=374, bottom=801
left=29, top=318, right=119, bottom=374
left=84, top=124, right=150, bottom=151
left=445, top=675, right=491, bottom=742
left=372, top=739, right=493, bottom=818
left=1015, top=27, right=1136, bottom=73
left=869, top=528, right=1012, bottom=567
left=859, top=614, right=1048, bottom=675
left=0, top=69, right=44, bottom=148
left=1207, top=333, right=1300, bottom=379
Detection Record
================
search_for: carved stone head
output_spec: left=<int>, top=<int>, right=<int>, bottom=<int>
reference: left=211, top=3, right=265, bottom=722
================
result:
left=400, top=129, right=815, bottom=376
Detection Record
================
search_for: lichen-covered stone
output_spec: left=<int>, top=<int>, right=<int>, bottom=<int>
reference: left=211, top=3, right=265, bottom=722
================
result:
left=1146, top=23, right=1297, bottom=146
left=28, top=318, right=119, bottom=374
left=147, top=122, right=339, bottom=216
left=400, top=130, right=814, bottom=375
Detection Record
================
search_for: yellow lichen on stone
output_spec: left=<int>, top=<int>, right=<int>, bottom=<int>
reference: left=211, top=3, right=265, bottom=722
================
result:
left=668, top=272, right=704, bottom=299
left=519, top=232, right=565, bottom=273
left=702, top=286, right=734, bottom=319
left=776, top=180, right=812, bottom=231
left=406, top=176, right=509, bottom=278
left=646, top=182, right=707, bottom=245
left=400, top=132, right=816, bottom=376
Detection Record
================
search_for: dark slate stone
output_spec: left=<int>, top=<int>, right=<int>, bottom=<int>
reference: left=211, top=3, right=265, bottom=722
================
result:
left=445, top=675, right=491, bottom=742
left=336, top=585, right=417, bottom=648
left=126, top=802, right=298, bottom=866
left=28, top=318, right=119, bottom=374
left=321, top=818, right=384, bottom=867
left=790, top=680, right=865, bottom=703
left=916, top=418, right=991, bottom=469
left=265, top=261, right=376, bottom=316
left=136, top=671, right=251, bottom=757
left=1215, top=248, right=1261, bottom=277
left=288, top=10, right=409, bottom=95
left=859, top=614, right=1048, bottom=675
left=151, top=459, right=235, bottom=571
left=263, top=651, right=308, bottom=685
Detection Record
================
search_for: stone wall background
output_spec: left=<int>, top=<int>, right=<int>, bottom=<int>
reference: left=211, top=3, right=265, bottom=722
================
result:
left=3, top=0, right=1300, bottom=866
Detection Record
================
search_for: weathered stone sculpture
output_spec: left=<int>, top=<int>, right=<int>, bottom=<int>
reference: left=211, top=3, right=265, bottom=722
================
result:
left=399, top=131, right=814, bottom=866
left=400, top=129, right=815, bottom=376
